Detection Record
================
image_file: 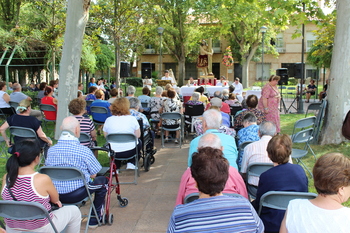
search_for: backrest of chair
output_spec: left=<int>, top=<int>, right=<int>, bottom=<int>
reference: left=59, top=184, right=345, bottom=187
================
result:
left=184, top=193, right=199, bottom=204
left=141, top=102, right=148, bottom=108
left=184, top=104, right=205, bottom=117
left=292, top=128, right=314, bottom=144
left=258, top=191, right=317, bottom=215
left=39, top=104, right=57, bottom=112
left=79, top=132, right=91, bottom=144
left=106, top=133, right=138, bottom=144
left=291, top=116, right=316, bottom=136
left=161, top=112, right=182, bottom=121
left=239, top=141, right=254, bottom=153
left=305, top=102, right=322, bottom=117
left=287, top=87, right=296, bottom=91
left=137, top=119, right=145, bottom=142
left=0, top=200, right=58, bottom=233
left=39, top=166, right=86, bottom=183
left=90, top=106, right=108, bottom=114
left=247, top=162, right=273, bottom=179
left=9, top=126, right=37, bottom=139
left=9, top=101, right=19, bottom=109
left=86, top=100, right=93, bottom=107
left=312, top=100, right=327, bottom=142
left=230, top=106, right=243, bottom=116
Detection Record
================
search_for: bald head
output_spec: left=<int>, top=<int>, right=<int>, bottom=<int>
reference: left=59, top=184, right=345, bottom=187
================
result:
left=61, top=116, right=80, bottom=137
left=198, top=133, right=222, bottom=150
left=12, top=83, right=21, bottom=92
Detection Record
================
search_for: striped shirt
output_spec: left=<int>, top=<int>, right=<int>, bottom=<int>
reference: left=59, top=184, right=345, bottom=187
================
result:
left=1, top=173, right=53, bottom=230
left=74, top=115, right=95, bottom=147
left=167, top=195, right=264, bottom=232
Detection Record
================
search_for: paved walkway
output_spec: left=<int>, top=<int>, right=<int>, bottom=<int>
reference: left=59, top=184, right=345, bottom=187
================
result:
left=81, top=139, right=189, bottom=233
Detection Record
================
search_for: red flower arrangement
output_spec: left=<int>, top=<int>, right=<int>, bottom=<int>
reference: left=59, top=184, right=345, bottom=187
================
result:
left=222, top=46, right=234, bottom=67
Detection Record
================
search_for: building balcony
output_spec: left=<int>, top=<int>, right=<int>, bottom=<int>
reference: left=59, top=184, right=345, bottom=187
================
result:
left=143, top=49, right=156, bottom=54
left=276, top=47, right=286, bottom=53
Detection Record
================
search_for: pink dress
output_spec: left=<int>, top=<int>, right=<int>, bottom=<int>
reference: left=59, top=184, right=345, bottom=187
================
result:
left=258, top=83, right=281, bottom=132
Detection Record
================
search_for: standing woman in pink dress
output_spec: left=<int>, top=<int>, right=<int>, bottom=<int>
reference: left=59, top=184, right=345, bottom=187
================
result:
left=258, top=75, right=281, bottom=132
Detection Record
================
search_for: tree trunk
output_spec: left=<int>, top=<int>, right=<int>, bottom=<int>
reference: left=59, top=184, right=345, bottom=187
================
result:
left=241, top=61, right=249, bottom=88
left=55, top=0, right=91, bottom=139
left=178, top=56, right=185, bottom=87
left=319, top=0, right=350, bottom=145
left=241, top=45, right=258, bottom=88
left=114, top=36, right=121, bottom=92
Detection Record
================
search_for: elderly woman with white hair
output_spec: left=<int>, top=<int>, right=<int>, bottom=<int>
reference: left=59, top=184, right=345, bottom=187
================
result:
left=149, top=86, right=164, bottom=121
left=186, top=92, right=203, bottom=106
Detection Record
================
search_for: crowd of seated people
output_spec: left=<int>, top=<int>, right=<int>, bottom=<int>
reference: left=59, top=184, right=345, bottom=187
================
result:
left=0, top=77, right=346, bottom=233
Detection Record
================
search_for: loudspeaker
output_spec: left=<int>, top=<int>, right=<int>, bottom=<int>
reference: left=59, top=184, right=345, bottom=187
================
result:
left=141, top=62, right=152, bottom=79
left=294, top=63, right=303, bottom=79
left=120, top=62, right=130, bottom=77
left=276, top=68, right=289, bottom=85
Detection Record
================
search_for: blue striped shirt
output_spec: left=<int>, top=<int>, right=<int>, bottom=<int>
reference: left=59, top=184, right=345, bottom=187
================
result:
left=167, top=195, right=264, bottom=233
left=46, top=138, right=102, bottom=194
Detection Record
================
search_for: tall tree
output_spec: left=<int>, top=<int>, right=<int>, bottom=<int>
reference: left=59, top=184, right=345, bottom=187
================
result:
left=55, top=0, right=90, bottom=139
left=319, top=1, right=350, bottom=145
left=307, top=11, right=335, bottom=69
left=151, top=0, right=200, bottom=86
left=196, top=0, right=322, bottom=87
left=0, top=0, right=22, bottom=30
left=91, top=0, right=147, bottom=89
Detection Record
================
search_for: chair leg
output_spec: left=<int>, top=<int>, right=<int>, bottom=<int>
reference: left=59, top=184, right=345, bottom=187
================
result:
left=296, top=158, right=313, bottom=178
left=307, top=144, right=317, bottom=160
left=161, top=128, right=164, bottom=148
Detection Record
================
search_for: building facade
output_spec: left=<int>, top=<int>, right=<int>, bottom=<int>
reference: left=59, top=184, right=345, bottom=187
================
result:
left=138, top=23, right=329, bottom=87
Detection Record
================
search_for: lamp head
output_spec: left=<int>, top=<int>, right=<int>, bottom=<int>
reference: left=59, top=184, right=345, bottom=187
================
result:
left=157, top=27, right=164, bottom=35
left=260, top=26, right=267, bottom=34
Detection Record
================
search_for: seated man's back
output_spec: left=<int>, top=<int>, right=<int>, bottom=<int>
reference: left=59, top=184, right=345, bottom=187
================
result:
left=189, top=131, right=238, bottom=169
left=46, top=132, right=102, bottom=193
left=45, top=117, right=107, bottom=229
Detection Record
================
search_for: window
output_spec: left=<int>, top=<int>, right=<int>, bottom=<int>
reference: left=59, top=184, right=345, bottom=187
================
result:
left=275, top=33, right=284, bottom=48
left=306, top=32, right=317, bottom=52
left=256, top=63, right=271, bottom=81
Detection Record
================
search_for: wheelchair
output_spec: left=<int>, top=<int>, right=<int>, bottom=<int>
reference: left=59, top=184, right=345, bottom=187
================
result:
left=138, top=119, right=156, bottom=172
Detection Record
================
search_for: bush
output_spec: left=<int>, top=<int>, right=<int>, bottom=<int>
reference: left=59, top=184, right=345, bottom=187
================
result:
left=125, top=77, right=143, bottom=87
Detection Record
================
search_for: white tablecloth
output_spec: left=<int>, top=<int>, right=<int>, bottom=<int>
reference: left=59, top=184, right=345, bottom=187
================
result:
left=246, top=90, right=262, bottom=99
left=180, top=86, right=229, bottom=97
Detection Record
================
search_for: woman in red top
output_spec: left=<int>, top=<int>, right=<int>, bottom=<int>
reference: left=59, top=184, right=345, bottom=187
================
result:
left=41, top=86, right=58, bottom=120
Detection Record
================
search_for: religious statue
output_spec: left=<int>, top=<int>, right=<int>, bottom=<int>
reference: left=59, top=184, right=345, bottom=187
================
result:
left=197, top=40, right=213, bottom=77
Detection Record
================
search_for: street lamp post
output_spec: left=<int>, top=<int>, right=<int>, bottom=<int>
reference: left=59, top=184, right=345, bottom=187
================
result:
left=260, top=26, right=267, bottom=85
left=157, top=27, right=164, bottom=78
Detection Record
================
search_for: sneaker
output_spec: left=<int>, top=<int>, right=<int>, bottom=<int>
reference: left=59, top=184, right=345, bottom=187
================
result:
left=165, top=137, right=169, bottom=143
left=126, top=163, right=136, bottom=170
left=174, top=139, right=179, bottom=144
left=88, top=217, right=100, bottom=229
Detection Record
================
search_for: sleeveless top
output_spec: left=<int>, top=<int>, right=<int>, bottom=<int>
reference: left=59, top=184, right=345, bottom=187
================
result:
left=0, top=90, right=10, bottom=108
left=286, top=199, right=350, bottom=233
left=1, top=172, right=53, bottom=230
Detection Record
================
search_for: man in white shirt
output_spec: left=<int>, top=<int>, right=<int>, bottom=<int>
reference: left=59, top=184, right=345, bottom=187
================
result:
left=232, top=77, right=244, bottom=102
left=240, top=121, right=290, bottom=186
